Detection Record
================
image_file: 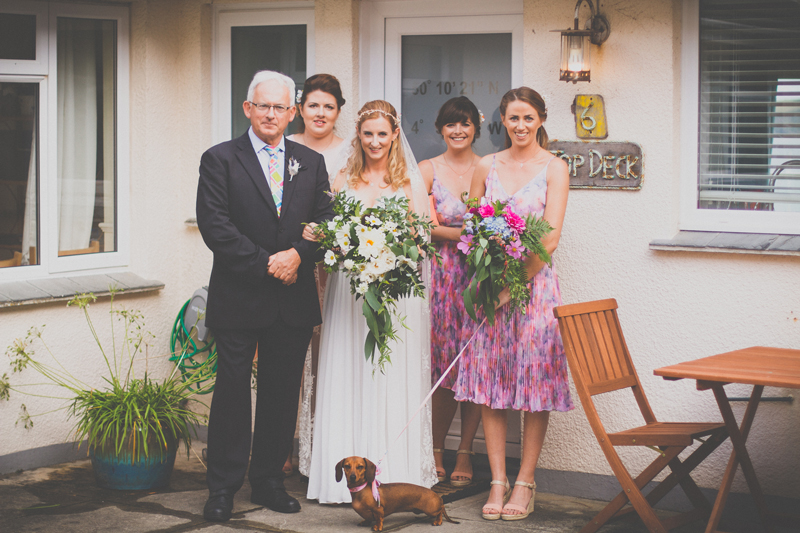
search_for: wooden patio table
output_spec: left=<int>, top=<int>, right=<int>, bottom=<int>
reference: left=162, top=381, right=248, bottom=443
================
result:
left=654, top=346, right=800, bottom=533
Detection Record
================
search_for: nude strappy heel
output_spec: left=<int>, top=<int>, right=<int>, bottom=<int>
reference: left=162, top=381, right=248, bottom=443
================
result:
left=432, top=448, right=446, bottom=483
left=449, top=449, right=475, bottom=487
left=500, top=480, right=536, bottom=521
left=481, top=479, right=511, bottom=520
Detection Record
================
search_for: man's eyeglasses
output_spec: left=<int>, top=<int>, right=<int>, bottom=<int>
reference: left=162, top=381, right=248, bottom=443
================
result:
left=249, top=102, right=291, bottom=114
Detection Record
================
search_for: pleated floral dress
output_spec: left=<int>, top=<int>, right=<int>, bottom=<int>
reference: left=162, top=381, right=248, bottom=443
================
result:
left=452, top=155, right=574, bottom=413
left=429, top=165, right=471, bottom=388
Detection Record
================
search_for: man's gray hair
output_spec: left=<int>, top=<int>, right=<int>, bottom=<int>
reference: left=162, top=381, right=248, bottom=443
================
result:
left=246, top=70, right=296, bottom=105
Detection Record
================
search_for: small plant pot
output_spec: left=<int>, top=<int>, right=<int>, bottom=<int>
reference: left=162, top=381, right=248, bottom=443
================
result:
left=89, top=434, right=178, bottom=490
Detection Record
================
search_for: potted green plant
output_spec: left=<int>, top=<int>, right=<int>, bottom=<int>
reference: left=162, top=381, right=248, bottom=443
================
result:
left=0, top=289, right=211, bottom=490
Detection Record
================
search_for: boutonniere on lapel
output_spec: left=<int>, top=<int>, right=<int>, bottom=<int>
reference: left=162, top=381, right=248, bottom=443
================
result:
left=288, top=157, right=302, bottom=181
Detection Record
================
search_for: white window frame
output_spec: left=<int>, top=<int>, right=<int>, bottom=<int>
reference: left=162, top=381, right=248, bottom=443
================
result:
left=361, top=0, right=523, bottom=105
left=0, top=1, right=130, bottom=281
left=212, top=1, right=315, bottom=145
left=679, top=0, right=800, bottom=235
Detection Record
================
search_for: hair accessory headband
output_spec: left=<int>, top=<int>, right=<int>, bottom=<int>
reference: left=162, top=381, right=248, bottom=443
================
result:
left=356, top=108, right=401, bottom=125
left=296, top=89, right=303, bottom=104
left=478, top=110, right=486, bottom=125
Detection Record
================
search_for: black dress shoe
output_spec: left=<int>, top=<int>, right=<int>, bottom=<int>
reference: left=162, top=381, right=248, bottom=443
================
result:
left=204, top=489, right=235, bottom=522
left=251, top=478, right=301, bottom=514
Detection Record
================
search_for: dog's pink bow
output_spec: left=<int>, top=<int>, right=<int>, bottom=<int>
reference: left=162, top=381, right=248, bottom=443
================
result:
left=372, top=464, right=382, bottom=506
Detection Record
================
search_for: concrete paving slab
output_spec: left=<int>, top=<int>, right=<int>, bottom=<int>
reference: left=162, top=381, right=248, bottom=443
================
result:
left=7, top=505, right=190, bottom=533
left=1, top=451, right=794, bottom=533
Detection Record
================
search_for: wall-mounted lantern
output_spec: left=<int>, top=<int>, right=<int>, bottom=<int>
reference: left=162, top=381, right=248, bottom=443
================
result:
left=552, top=0, right=610, bottom=83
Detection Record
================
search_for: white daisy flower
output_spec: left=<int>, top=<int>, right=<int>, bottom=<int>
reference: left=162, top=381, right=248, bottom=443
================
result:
left=357, top=228, right=387, bottom=259
left=323, top=250, right=336, bottom=266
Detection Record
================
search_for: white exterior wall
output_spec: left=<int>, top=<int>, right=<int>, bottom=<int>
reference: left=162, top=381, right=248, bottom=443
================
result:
left=2, top=0, right=798, bottom=501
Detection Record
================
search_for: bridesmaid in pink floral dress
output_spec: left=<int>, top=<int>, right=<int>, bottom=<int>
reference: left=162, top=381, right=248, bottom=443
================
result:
left=419, top=97, right=482, bottom=487
left=452, top=87, right=573, bottom=522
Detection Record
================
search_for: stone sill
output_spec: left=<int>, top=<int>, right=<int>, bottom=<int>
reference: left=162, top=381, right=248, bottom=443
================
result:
left=650, top=231, right=800, bottom=256
left=0, top=272, right=164, bottom=308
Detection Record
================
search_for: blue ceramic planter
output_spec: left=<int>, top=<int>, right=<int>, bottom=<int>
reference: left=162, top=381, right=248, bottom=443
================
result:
left=89, top=437, right=178, bottom=490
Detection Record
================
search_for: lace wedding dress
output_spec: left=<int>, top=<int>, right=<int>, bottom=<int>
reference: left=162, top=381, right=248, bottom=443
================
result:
left=304, top=185, right=437, bottom=504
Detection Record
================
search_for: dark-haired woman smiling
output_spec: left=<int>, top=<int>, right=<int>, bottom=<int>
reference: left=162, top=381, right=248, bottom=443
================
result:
left=419, top=96, right=483, bottom=488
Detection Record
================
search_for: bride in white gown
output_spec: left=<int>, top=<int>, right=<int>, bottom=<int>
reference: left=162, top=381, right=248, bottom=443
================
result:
left=301, top=100, right=437, bottom=504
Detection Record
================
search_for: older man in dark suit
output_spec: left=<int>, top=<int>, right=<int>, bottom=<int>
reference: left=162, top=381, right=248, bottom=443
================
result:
left=196, top=70, right=333, bottom=522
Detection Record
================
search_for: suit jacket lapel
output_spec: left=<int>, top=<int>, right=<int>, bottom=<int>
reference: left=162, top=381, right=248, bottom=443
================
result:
left=235, top=133, right=279, bottom=219
left=280, top=140, right=297, bottom=221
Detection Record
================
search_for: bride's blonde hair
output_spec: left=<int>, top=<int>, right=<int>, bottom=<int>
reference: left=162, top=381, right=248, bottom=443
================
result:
left=345, top=100, right=409, bottom=191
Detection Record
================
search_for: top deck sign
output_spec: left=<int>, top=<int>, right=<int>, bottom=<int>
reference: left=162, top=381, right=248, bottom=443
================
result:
left=549, top=140, right=643, bottom=190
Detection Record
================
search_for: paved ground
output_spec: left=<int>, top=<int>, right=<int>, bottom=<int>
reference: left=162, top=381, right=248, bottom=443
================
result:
left=0, top=448, right=786, bottom=533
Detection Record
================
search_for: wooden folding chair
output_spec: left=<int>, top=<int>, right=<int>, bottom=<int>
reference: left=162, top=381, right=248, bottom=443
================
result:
left=553, top=299, right=728, bottom=533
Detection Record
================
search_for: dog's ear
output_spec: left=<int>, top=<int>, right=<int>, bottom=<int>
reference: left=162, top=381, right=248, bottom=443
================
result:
left=335, top=459, right=345, bottom=482
left=364, top=458, right=376, bottom=484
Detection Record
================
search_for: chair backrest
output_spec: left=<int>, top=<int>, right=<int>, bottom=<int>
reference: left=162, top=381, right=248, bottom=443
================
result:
left=554, top=298, right=657, bottom=425
left=0, top=251, right=22, bottom=268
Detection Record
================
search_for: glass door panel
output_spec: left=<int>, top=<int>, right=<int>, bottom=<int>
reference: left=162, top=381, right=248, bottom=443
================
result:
left=214, top=7, right=314, bottom=144
left=231, top=24, right=307, bottom=138
left=401, top=33, right=512, bottom=161
left=0, top=81, right=38, bottom=268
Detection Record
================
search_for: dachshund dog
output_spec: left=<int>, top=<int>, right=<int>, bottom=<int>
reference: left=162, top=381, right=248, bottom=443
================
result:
left=335, top=456, right=459, bottom=532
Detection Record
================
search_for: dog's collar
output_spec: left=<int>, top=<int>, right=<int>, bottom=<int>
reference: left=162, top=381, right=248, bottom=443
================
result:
left=347, top=464, right=382, bottom=506
left=349, top=482, right=368, bottom=493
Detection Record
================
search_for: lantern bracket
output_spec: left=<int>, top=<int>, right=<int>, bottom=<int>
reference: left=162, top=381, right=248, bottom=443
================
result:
left=573, top=0, right=610, bottom=45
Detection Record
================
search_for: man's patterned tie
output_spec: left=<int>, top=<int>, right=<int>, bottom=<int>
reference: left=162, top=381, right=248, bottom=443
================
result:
left=265, top=145, right=283, bottom=215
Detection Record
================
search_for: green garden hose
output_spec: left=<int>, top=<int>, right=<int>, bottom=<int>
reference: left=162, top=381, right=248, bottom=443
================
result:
left=170, top=299, right=217, bottom=394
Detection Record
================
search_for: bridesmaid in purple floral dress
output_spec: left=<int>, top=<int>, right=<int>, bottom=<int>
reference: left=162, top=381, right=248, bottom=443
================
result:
left=419, top=97, right=482, bottom=487
left=452, top=88, right=573, bottom=521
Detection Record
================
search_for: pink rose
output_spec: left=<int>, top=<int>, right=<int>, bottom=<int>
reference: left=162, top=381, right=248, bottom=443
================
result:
left=478, top=204, right=495, bottom=218
left=503, top=209, right=526, bottom=233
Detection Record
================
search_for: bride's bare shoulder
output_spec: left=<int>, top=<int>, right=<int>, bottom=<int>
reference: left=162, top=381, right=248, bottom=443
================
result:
left=331, top=170, right=349, bottom=192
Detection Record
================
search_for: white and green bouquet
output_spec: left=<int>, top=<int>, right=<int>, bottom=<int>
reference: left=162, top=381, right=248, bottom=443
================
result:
left=316, top=191, right=438, bottom=372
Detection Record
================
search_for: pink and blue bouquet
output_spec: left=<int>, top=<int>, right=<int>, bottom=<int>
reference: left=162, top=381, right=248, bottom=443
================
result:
left=458, top=197, right=553, bottom=325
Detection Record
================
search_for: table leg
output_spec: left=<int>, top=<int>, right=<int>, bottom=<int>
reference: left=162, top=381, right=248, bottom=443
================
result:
left=706, top=384, right=772, bottom=533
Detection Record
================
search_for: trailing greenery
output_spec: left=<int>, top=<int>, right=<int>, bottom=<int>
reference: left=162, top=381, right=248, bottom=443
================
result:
left=1, top=289, right=212, bottom=461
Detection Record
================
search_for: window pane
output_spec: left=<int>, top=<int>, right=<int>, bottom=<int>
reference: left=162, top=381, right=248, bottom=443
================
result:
left=698, top=0, right=800, bottom=211
left=57, top=17, right=116, bottom=256
left=231, top=24, right=306, bottom=138
left=0, top=13, right=36, bottom=60
left=0, top=82, right=38, bottom=268
left=401, top=33, right=512, bottom=161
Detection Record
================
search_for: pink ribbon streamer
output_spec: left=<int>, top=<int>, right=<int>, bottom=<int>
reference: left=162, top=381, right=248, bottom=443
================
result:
left=376, top=317, right=487, bottom=470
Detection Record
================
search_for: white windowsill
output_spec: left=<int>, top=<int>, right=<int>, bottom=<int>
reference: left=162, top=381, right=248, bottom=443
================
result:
left=0, top=272, right=164, bottom=308
left=649, top=231, right=800, bottom=257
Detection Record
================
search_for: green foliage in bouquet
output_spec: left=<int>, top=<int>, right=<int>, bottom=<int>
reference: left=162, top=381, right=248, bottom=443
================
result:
left=316, top=191, right=438, bottom=372
left=461, top=197, right=553, bottom=326
left=1, top=289, right=212, bottom=461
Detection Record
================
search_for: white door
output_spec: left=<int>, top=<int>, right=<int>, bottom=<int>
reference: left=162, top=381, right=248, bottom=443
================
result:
left=362, top=1, right=524, bottom=457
